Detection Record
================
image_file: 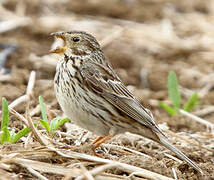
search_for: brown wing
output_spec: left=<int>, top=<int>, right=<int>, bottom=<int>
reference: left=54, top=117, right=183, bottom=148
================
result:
left=80, top=62, right=163, bottom=134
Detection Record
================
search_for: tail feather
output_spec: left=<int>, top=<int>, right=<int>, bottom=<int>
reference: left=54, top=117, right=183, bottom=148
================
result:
left=159, top=136, right=203, bottom=174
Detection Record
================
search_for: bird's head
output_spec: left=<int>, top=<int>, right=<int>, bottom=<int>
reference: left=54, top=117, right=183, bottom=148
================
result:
left=50, top=31, right=101, bottom=57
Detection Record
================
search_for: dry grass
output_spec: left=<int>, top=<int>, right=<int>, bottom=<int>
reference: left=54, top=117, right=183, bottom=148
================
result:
left=0, top=0, right=214, bottom=179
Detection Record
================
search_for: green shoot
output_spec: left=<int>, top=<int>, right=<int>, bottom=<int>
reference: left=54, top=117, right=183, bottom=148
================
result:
left=168, top=71, right=181, bottom=110
left=1, top=98, right=10, bottom=143
left=50, top=117, right=70, bottom=134
left=39, top=96, right=50, bottom=132
left=0, top=97, right=30, bottom=144
left=10, top=127, right=31, bottom=144
left=159, top=101, right=177, bottom=116
left=39, top=96, right=48, bottom=122
left=183, top=92, right=200, bottom=112
left=159, top=71, right=200, bottom=116
left=39, top=120, right=50, bottom=132
left=38, top=96, right=69, bottom=134
left=1, top=98, right=9, bottom=130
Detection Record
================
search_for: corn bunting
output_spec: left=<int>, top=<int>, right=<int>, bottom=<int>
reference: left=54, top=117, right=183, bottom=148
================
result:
left=50, top=31, right=202, bottom=173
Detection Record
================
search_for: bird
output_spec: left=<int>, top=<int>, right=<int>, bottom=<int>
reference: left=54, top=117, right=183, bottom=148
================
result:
left=50, top=31, right=202, bottom=173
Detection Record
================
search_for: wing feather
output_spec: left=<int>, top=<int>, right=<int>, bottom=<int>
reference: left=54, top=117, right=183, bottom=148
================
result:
left=80, top=62, right=163, bottom=134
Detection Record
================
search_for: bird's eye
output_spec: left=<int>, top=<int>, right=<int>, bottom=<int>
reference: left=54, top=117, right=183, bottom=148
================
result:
left=72, top=37, right=80, bottom=42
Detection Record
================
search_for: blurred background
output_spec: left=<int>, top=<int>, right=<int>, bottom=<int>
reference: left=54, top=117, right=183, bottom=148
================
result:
left=0, top=0, right=214, bottom=178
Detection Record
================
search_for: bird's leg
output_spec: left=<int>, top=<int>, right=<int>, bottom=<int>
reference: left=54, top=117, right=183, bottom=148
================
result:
left=92, top=136, right=104, bottom=145
left=92, top=135, right=113, bottom=156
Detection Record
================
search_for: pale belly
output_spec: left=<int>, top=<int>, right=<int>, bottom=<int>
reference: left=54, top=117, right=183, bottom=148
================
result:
left=54, top=60, right=123, bottom=136
left=54, top=82, right=112, bottom=137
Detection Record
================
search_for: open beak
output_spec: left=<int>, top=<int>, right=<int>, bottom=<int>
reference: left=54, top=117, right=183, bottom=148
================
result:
left=50, top=32, right=67, bottom=54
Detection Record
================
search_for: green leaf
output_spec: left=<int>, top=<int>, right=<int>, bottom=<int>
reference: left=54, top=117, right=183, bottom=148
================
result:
left=1, top=127, right=10, bottom=144
left=51, top=117, right=70, bottom=133
left=39, top=120, right=50, bottom=132
left=1, top=98, right=9, bottom=130
left=183, top=92, right=199, bottom=112
left=168, top=71, right=181, bottom=109
left=159, top=101, right=177, bottom=116
left=50, top=116, right=60, bottom=133
left=55, top=117, right=70, bottom=129
left=0, top=98, right=10, bottom=144
left=10, top=127, right=31, bottom=144
left=39, top=96, right=48, bottom=122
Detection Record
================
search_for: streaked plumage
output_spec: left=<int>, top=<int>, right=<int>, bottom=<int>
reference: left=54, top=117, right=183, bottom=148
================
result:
left=51, top=31, right=202, bottom=173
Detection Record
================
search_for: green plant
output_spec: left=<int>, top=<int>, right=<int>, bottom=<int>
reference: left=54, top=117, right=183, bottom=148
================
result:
left=159, top=71, right=200, bottom=116
left=0, top=98, right=30, bottom=144
left=38, top=96, right=69, bottom=134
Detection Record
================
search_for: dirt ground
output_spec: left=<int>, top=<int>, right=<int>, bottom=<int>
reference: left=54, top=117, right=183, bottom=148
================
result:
left=0, top=0, right=214, bottom=179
